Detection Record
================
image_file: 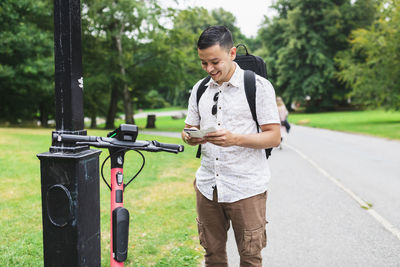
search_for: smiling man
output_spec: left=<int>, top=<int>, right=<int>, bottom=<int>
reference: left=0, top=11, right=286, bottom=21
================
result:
left=182, top=26, right=281, bottom=266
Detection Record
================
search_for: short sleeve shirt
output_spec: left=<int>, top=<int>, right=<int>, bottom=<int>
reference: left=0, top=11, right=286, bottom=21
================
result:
left=185, top=63, right=280, bottom=203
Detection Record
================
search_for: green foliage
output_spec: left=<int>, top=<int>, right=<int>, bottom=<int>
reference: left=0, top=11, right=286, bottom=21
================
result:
left=335, top=0, right=400, bottom=110
left=0, top=0, right=54, bottom=124
left=143, top=90, right=171, bottom=109
left=163, top=7, right=215, bottom=107
left=82, top=0, right=168, bottom=125
left=164, top=7, right=251, bottom=107
left=257, top=0, right=377, bottom=111
left=0, top=1, right=257, bottom=125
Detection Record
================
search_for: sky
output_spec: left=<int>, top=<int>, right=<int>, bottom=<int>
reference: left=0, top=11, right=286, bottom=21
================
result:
left=166, top=0, right=277, bottom=38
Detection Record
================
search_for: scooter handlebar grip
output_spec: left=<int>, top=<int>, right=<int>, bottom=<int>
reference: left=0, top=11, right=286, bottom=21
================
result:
left=151, top=141, right=184, bottom=152
left=53, top=133, right=98, bottom=143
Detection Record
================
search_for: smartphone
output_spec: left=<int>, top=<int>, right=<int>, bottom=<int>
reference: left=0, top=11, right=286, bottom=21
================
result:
left=186, top=128, right=208, bottom=138
left=184, top=127, right=216, bottom=138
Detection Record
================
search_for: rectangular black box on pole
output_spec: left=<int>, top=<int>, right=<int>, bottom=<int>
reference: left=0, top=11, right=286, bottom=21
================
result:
left=37, top=150, right=101, bottom=266
left=37, top=0, right=101, bottom=266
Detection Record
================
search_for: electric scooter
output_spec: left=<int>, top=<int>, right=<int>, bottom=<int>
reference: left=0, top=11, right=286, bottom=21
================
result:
left=53, top=124, right=184, bottom=266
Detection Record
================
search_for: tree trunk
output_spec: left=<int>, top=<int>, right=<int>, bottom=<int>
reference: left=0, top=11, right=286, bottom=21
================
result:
left=90, top=112, right=97, bottom=129
left=114, top=33, right=135, bottom=125
left=39, top=102, right=48, bottom=127
left=146, top=114, right=156, bottom=128
left=105, top=85, right=118, bottom=129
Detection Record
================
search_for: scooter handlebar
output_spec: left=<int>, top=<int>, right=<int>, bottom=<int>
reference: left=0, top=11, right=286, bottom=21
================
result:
left=53, top=133, right=184, bottom=153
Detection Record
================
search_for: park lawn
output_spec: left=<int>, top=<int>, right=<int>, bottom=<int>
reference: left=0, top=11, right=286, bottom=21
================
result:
left=0, top=128, right=203, bottom=266
left=129, top=109, right=400, bottom=141
left=136, top=106, right=185, bottom=113
left=289, top=110, right=400, bottom=140
left=101, top=116, right=186, bottom=132
left=135, top=116, right=186, bottom=132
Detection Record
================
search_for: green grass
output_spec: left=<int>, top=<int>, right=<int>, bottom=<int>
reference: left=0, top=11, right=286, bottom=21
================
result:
left=0, top=128, right=202, bottom=266
left=135, top=116, right=186, bottom=132
left=289, top=110, right=400, bottom=140
left=133, top=109, right=400, bottom=141
left=136, top=106, right=186, bottom=113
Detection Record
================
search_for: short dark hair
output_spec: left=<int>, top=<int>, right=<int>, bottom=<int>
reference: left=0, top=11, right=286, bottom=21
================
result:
left=197, top=26, right=233, bottom=50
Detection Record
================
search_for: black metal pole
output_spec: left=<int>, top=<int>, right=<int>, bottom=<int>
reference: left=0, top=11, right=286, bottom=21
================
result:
left=54, top=0, right=84, bottom=132
left=37, top=0, right=101, bottom=266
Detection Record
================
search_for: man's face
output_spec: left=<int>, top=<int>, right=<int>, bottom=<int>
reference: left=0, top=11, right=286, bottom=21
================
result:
left=198, top=44, right=236, bottom=85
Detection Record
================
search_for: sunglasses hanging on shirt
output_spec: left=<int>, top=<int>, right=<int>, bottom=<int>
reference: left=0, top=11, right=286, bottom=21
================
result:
left=212, top=92, right=219, bottom=115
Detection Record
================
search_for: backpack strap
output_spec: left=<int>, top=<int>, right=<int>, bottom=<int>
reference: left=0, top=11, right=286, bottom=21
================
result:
left=244, top=70, right=257, bottom=124
left=195, top=76, right=211, bottom=158
left=196, top=76, right=211, bottom=106
left=243, top=70, right=272, bottom=159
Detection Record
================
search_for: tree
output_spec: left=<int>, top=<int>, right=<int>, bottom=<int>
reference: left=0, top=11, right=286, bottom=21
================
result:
left=159, top=7, right=251, bottom=107
left=83, top=0, right=166, bottom=128
left=161, top=7, right=216, bottom=106
left=277, top=0, right=350, bottom=111
left=258, top=0, right=376, bottom=111
left=81, top=27, right=112, bottom=128
left=0, top=0, right=54, bottom=125
left=336, top=0, right=399, bottom=110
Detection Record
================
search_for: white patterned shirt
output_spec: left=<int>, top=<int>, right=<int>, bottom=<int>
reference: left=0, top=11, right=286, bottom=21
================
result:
left=185, top=63, right=280, bottom=203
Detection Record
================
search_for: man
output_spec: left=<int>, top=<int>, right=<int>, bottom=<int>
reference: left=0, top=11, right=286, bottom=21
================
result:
left=182, top=26, right=281, bottom=266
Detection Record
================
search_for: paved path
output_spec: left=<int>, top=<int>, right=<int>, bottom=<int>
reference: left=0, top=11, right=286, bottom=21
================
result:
left=142, top=126, right=400, bottom=266
left=228, top=125, right=400, bottom=266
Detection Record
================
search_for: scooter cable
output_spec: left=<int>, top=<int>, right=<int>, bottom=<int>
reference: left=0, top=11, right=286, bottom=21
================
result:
left=100, top=148, right=128, bottom=190
left=124, top=150, right=145, bottom=189
left=100, top=148, right=146, bottom=191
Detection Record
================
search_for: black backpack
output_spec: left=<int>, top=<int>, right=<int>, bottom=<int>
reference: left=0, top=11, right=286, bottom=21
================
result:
left=195, top=44, right=272, bottom=159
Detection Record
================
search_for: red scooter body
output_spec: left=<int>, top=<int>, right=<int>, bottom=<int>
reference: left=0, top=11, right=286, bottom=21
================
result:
left=110, top=167, right=125, bottom=266
left=109, top=149, right=130, bottom=266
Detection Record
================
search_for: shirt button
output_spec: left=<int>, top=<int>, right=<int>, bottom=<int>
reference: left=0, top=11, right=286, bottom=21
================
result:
left=219, top=107, right=221, bottom=110
left=216, top=174, right=219, bottom=176
left=216, top=158, right=219, bottom=160
left=218, top=123, right=221, bottom=126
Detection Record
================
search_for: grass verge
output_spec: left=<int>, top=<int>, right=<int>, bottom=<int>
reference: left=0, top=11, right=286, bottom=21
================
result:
left=124, top=109, right=400, bottom=141
left=289, top=110, right=400, bottom=140
left=0, top=128, right=202, bottom=266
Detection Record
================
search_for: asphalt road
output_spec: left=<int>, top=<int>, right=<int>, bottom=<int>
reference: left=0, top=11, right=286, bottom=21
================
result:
left=143, top=125, right=400, bottom=266
left=227, top=125, right=400, bottom=266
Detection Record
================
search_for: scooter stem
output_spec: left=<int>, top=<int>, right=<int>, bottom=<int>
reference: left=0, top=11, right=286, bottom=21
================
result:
left=110, top=150, right=129, bottom=266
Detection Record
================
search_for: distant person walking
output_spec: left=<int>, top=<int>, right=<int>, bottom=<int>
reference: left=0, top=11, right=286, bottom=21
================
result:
left=181, top=26, right=281, bottom=266
left=277, top=97, right=290, bottom=149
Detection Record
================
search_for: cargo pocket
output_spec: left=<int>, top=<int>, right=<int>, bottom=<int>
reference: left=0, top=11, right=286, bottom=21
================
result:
left=242, top=224, right=266, bottom=256
left=196, top=218, right=207, bottom=249
left=263, top=220, right=268, bottom=247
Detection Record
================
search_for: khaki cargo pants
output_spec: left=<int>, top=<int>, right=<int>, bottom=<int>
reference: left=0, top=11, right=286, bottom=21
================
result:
left=195, top=182, right=267, bottom=267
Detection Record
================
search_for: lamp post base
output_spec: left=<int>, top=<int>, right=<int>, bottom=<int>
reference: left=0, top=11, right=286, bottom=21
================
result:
left=37, top=149, right=102, bottom=266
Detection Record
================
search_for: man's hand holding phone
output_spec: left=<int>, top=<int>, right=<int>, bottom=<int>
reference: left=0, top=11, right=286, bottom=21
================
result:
left=183, top=127, right=217, bottom=146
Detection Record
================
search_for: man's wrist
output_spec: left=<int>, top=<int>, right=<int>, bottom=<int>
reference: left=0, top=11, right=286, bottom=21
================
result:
left=233, top=133, right=242, bottom=146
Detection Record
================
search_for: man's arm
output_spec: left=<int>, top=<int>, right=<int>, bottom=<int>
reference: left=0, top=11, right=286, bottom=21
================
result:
left=204, top=123, right=281, bottom=149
